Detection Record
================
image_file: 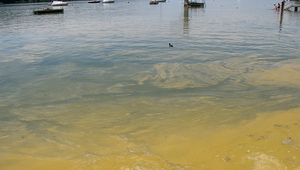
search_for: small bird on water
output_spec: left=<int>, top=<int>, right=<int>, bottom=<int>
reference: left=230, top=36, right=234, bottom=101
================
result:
left=169, top=43, right=173, bottom=47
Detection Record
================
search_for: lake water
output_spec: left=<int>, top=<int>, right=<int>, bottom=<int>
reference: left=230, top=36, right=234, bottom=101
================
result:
left=1, top=0, right=300, bottom=169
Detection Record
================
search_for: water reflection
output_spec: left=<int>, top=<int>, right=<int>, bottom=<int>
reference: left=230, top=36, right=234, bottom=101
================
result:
left=183, top=7, right=189, bottom=35
left=182, top=5, right=205, bottom=35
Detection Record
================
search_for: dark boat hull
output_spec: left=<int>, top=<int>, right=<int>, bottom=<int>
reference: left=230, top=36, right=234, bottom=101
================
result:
left=188, top=2, right=205, bottom=7
left=88, top=1, right=100, bottom=3
left=34, top=8, right=64, bottom=14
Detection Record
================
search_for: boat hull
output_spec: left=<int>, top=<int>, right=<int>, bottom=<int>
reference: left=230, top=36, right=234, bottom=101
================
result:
left=51, top=1, right=68, bottom=6
left=34, top=8, right=64, bottom=14
left=88, top=1, right=100, bottom=3
left=188, top=2, right=205, bottom=7
left=103, top=0, right=114, bottom=3
left=51, top=4, right=68, bottom=6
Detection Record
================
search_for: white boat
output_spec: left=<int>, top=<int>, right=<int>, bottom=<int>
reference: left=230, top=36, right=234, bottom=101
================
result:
left=103, top=0, right=115, bottom=3
left=51, top=1, right=68, bottom=6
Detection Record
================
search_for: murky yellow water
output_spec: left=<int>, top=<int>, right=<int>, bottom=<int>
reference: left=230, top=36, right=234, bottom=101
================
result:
left=2, top=104, right=300, bottom=169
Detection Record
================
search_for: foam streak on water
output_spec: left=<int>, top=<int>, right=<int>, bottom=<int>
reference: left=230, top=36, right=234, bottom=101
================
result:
left=0, top=0, right=300, bottom=169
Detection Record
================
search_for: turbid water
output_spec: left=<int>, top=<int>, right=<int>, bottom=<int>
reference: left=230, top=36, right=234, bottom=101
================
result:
left=1, top=0, right=300, bottom=169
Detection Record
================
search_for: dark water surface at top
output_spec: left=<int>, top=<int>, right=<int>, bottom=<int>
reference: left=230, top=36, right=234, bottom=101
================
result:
left=1, top=0, right=300, bottom=169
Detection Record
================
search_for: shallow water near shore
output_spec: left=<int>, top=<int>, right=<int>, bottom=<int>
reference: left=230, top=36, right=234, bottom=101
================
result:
left=1, top=0, right=300, bottom=169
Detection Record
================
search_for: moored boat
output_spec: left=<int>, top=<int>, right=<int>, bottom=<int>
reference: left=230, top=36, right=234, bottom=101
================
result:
left=188, top=2, right=205, bottom=7
left=184, top=0, right=205, bottom=7
left=88, top=0, right=100, bottom=3
left=33, top=8, right=64, bottom=14
left=103, top=0, right=115, bottom=3
left=51, top=1, right=68, bottom=6
left=149, top=0, right=159, bottom=4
